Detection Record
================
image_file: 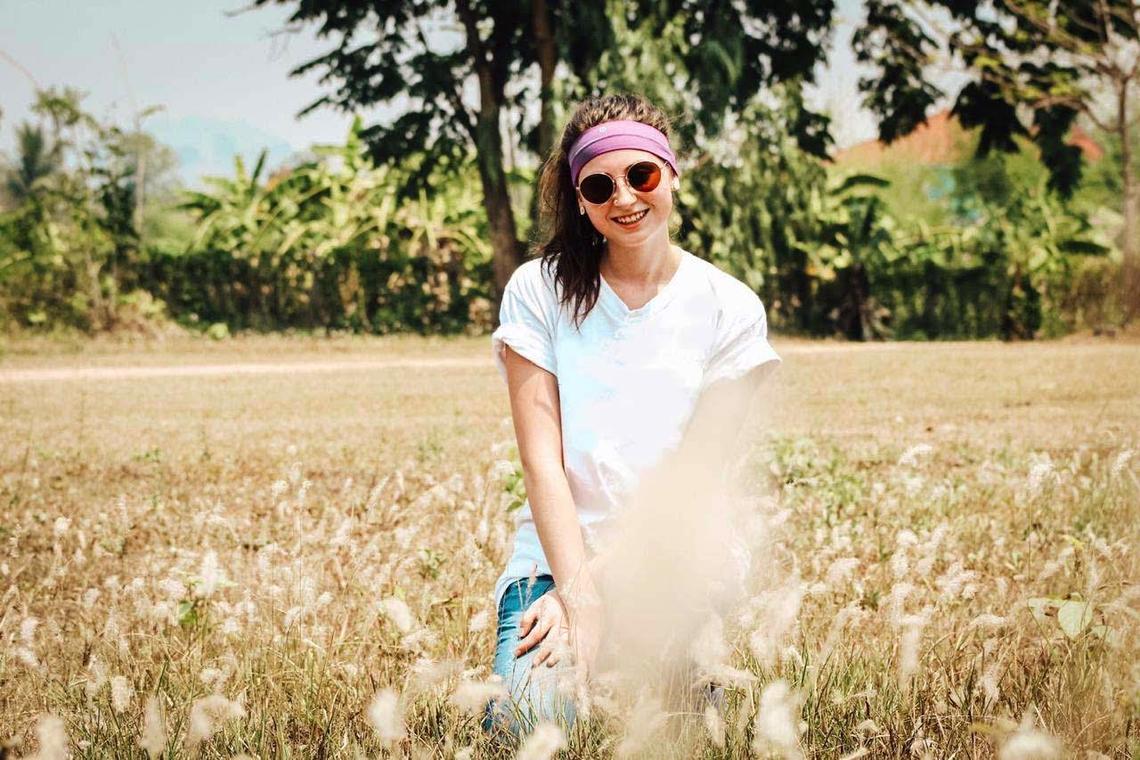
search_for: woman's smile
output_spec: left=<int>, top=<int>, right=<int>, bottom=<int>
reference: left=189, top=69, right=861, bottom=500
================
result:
left=611, top=208, right=649, bottom=228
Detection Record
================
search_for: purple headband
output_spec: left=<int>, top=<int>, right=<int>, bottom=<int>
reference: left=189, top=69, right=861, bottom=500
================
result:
left=568, top=119, right=679, bottom=187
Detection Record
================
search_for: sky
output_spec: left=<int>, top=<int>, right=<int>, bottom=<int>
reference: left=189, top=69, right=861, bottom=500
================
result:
left=0, top=0, right=958, bottom=185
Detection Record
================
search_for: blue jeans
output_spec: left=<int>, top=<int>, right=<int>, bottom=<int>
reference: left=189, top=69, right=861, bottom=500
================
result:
left=481, top=575, right=578, bottom=738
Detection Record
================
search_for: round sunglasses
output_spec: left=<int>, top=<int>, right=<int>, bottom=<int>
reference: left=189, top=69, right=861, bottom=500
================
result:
left=576, top=160, right=664, bottom=205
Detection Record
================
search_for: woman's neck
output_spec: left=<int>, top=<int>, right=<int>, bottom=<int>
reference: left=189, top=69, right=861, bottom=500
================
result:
left=600, top=230, right=679, bottom=287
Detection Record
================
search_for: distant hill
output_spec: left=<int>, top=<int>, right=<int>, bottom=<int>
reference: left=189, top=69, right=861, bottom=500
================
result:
left=148, top=115, right=298, bottom=187
left=830, top=109, right=1104, bottom=168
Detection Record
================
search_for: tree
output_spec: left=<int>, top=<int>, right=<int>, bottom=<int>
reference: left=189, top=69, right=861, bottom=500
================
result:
left=853, top=0, right=1140, bottom=321
left=250, top=0, right=835, bottom=317
left=2, top=123, right=62, bottom=207
left=0, top=87, right=177, bottom=331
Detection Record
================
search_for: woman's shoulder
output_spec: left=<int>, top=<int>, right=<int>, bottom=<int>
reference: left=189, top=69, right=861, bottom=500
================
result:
left=683, top=250, right=763, bottom=313
left=507, top=256, right=561, bottom=302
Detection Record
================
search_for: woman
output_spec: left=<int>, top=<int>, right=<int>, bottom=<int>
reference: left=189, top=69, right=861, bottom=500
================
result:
left=482, top=93, right=782, bottom=739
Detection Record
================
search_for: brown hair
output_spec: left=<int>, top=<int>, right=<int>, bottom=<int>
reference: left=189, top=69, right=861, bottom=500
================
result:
left=531, top=93, right=679, bottom=329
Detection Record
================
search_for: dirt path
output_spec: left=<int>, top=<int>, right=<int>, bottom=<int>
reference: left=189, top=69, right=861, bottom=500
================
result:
left=0, top=357, right=489, bottom=383
left=0, top=340, right=1083, bottom=383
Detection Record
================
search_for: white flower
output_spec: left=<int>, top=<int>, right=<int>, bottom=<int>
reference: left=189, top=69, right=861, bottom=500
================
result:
left=185, top=694, right=245, bottom=749
left=897, top=624, right=924, bottom=690
left=15, top=646, right=39, bottom=669
left=517, top=722, right=567, bottom=760
left=449, top=678, right=506, bottom=714
left=157, top=578, right=186, bottom=601
left=138, top=695, right=167, bottom=759
left=379, top=597, right=415, bottom=633
left=110, top=676, right=134, bottom=714
left=490, top=459, right=516, bottom=480
left=897, top=444, right=933, bottom=467
left=195, top=551, right=226, bottom=598
left=887, top=582, right=914, bottom=625
left=747, top=582, right=803, bottom=667
left=935, top=561, right=978, bottom=601
left=283, top=606, right=304, bottom=629
left=980, top=665, right=1002, bottom=705
left=752, top=680, right=803, bottom=759
left=998, top=722, right=1062, bottom=759
left=826, top=557, right=859, bottom=586
left=86, top=655, right=109, bottom=699
left=365, top=688, right=406, bottom=747
left=406, top=658, right=465, bottom=697
left=20, top=616, right=39, bottom=645
left=704, top=702, right=726, bottom=748
left=31, top=714, right=69, bottom=760
left=1026, top=454, right=1056, bottom=496
left=200, top=668, right=224, bottom=688
left=1110, top=448, right=1134, bottom=477
left=969, top=614, right=1008, bottom=630
left=890, top=551, right=909, bottom=580
left=468, top=609, right=491, bottom=633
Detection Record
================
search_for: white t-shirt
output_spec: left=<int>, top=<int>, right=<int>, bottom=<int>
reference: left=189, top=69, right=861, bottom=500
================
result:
left=489, top=246, right=781, bottom=609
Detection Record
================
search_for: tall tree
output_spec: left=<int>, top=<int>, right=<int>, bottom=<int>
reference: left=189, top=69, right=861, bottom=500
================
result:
left=252, top=0, right=615, bottom=306
left=853, top=0, right=1140, bottom=321
left=252, top=0, right=836, bottom=316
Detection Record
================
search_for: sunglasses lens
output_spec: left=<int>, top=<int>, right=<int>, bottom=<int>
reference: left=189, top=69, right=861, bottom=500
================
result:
left=580, top=173, right=614, bottom=205
left=628, top=161, right=662, bottom=192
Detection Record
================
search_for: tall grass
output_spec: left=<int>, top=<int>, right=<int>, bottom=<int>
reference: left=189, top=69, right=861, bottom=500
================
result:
left=1, top=340, right=1136, bottom=758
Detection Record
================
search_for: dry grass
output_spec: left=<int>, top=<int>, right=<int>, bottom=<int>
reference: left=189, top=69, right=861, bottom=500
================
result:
left=1, top=335, right=1137, bottom=758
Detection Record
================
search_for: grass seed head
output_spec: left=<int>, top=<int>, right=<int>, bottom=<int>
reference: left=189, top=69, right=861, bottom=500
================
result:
left=138, top=696, right=166, bottom=759
left=365, top=688, right=406, bottom=747
left=516, top=721, right=567, bottom=760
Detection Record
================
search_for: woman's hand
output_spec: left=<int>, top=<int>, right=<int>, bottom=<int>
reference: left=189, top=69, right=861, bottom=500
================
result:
left=516, top=588, right=606, bottom=677
left=515, top=590, right=572, bottom=668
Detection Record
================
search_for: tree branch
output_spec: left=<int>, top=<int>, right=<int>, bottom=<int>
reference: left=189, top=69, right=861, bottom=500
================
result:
left=413, top=19, right=475, bottom=140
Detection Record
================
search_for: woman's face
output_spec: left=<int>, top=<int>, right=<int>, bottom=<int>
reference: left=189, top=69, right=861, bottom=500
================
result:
left=576, top=148, right=678, bottom=246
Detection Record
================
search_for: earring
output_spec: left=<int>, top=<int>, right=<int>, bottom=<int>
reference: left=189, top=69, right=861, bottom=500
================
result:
left=579, top=206, right=586, bottom=215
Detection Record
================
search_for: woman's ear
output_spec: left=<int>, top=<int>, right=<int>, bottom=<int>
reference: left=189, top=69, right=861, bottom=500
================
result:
left=670, top=175, right=680, bottom=191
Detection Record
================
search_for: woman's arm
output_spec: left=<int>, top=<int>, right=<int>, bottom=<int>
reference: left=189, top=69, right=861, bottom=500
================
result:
left=674, top=361, right=780, bottom=473
left=585, top=362, right=779, bottom=582
left=501, top=345, right=599, bottom=609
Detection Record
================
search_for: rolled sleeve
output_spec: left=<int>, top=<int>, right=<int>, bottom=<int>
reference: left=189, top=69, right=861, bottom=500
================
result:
left=491, top=261, right=558, bottom=382
left=700, top=289, right=781, bottom=391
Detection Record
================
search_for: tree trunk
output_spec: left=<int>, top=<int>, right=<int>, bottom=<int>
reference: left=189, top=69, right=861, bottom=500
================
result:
left=457, top=0, right=524, bottom=327
left=529, top=0, right=558, bottom=240
left=475, top=92, right=524, bottom=317
left=1118, top=79, right=1140, bottom=324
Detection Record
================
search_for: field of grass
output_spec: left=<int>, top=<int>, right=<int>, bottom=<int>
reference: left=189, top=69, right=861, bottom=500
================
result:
left=1, top=335, right=1137, bottom=758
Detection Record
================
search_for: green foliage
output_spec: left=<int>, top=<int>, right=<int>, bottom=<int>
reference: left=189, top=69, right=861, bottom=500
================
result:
left=0, top=88, right=181, bottom=333
left=0, top=77, right=1122, bottom=340
left=2, top=123, right=61, bottom=206
left=853, top=0, right=1122, bottom=197
left=141, top=119, right=498, bottom=334
left=678, top=90, right=1115, bottom=340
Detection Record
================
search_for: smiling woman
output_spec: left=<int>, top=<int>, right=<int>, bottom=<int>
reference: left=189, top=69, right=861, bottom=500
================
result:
left=482, top=93, right=782, bottom=742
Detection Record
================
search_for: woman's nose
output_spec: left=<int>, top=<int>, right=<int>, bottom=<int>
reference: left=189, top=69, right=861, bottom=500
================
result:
left=611, top=177, right=638, bottom=207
